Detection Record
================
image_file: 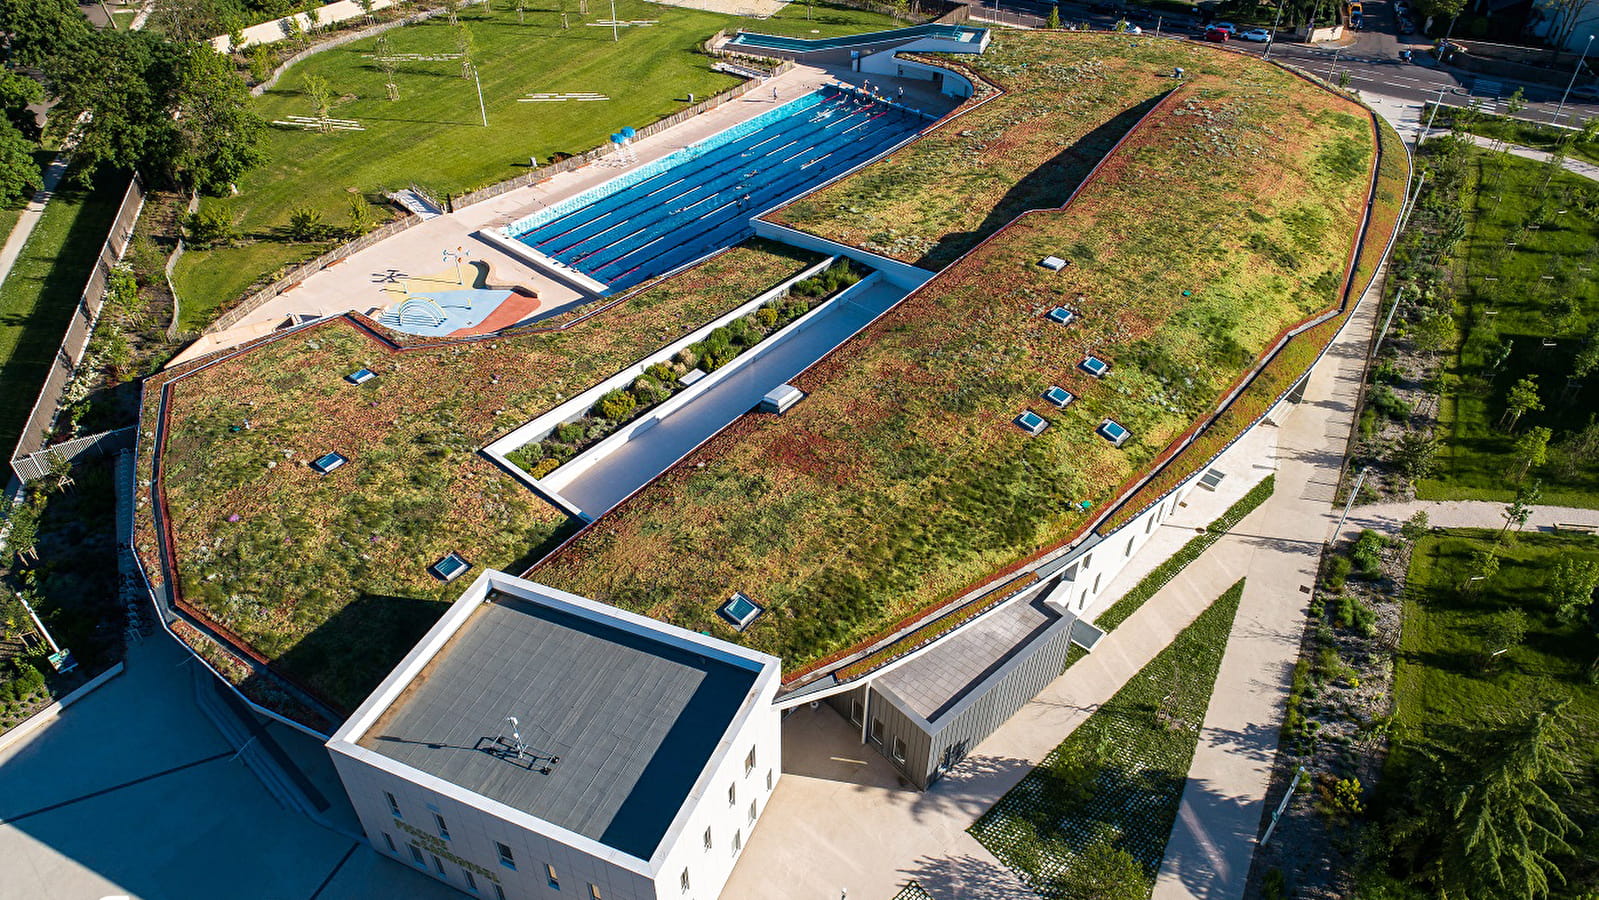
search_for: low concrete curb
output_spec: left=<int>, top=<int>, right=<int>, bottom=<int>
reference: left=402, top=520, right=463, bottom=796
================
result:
left=0, top=661, right=126, bottom=755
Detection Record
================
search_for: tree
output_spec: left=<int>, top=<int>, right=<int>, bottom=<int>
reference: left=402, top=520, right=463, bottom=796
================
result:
left=454, top=22, right=475, bottom=79
left=1499, top=481, right=1543, bottom=544
left=1404, top=701, right=1581, bottom=900
left=1539, top=0, right=1599, bottom=59
left=1052, top=843, right=1150, bottom=900
left=1400, top=510, right=1430, bottom=545
left=0, top=121, right=41, bottom=207
left=374, top=33, right=399, bottom=101
left=357, top=0, right=375, bottom=22
left=0, top=0, right=91, bottom=70
left=347, top=191, right=374, bottom=235
left=151, top=0, right=225, bottom=43
left=303, top=73, right=334, bottom=131
left=1392, top=430, right=1439, bottom=480
left=1502, top=375, right=1543, bottom=431
left=1047, top=4, right=1061, bottom=28
left=1465, top=549, right=1500, bottom=593
left=1506, top=86, right=1527, bottom=117
left=1546, top=557, right=1599, bottom=624
left=1483, top=609, right=1528, bottom=661
left=1509, top=426, right=1553, bottom=482
left=170, top=47, right=267, bottom=194
left=1411, top=311, right=1455, bottom=357
left=41, top=29, right=182, bottom=184
left=0, top=71, right=45, bottom=139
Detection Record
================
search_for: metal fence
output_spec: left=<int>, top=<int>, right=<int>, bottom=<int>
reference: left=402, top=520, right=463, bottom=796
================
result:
left=9, top=175, right=145, bottom=483
left=10, top=427, right=136, bottom=482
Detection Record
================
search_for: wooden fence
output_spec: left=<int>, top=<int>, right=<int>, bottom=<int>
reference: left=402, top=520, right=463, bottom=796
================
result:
left=9, top=175, right=145, bottom=484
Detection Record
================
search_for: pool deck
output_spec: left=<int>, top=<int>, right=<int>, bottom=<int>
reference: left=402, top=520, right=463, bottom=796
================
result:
left=173, top=63, right=962, bottom=367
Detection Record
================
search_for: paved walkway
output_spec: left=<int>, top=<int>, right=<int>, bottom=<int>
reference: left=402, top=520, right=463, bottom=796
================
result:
left=1338, top=498, right=1599, bottom=543
left=0, top=150, right=73, bottom=291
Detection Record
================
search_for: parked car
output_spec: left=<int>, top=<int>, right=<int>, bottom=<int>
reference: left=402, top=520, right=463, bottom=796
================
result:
left=1204, top=26, right=1230, bottom=40
left=1211, top=21, right=1238, bottom=33
left=1241, top=27, right=1272, bottom=41
left=1397, top=16, right=1416, bottom=33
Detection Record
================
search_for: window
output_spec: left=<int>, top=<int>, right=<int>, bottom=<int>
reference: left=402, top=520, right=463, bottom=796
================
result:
left=1064, top=562, right=1078, bottom=581
left=1145, top=514, right=1154, bottom=534
left=385, top=791, right=402, bottom=818
left=496, top=843, right=516, bottom=870
left=703, top=827, right=713, bottom=851
left=1126, top=536, right=1135, bottom=556
left=681, top=869, right=692, bottom=893
left=1094, top=574, right=1102, bottom=593
left=893, top=737, right=907, bottom=764
left=433, top=855, right=447, bottom=876
left=728, top=782, right=737, bottom=806
left=589, top=885, right=603, bottom=900
left=434, top=813, right=450, bottom=841
left=849, top=699, right=863, bottom=726
left=1084, top=553, right=1094, bottom=570
left=464, top=870, right=478, bottom=893
left=494, top=885, right=506, bottom=900
left=731, top=829, right=742, bottom=856
left=871, top=718, right=884, bottom=745
left=748, top=799, right=758, bottom=823
left=381, top=832, right=396, bottom=853
left=766, top=769, right=773, bottom=791
left=409, top=845, right=426, bottom=867
left=545, top=863, right=559, bottom=889
left=744, top=746, right=756, bottom=775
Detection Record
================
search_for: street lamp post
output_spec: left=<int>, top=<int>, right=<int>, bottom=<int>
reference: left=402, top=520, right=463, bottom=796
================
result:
left=1263, top=0, right=1288, bottom=60
left=471, top=64, right=487, bottom=127
left=610, top=0, right=619, bottom=41
left=1552, top=34, right=1596, bottom=127
left=1418, top=85, right=1446, bottom=150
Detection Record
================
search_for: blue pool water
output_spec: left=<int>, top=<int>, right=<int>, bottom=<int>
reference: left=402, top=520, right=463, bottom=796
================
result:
left=508, top=87, right=926, bottom=291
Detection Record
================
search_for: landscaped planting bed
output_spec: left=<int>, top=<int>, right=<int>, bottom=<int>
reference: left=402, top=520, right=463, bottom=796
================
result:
left=533, top=43, right=1381, bottom=677
left=136, top=240, right=818, bottom=711
left=970, top=579, right=1245, bottom=896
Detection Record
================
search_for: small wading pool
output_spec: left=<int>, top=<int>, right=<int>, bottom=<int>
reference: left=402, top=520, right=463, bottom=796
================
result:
left=506, top=87, right=926, bottom=291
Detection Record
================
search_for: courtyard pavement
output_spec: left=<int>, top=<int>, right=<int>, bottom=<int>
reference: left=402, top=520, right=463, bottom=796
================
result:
left=0, top=633, right=458, bottom=900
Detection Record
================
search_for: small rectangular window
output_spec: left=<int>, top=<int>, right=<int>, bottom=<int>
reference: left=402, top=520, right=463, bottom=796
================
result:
left=1145, top=514, right=1154, bottom=534
left=497, top=842, right=516, bottom=870
left=1094, top=573, right=1102, bottom=593
left=703, top=827, right=713, bottom=851
left=1126, top=536, right=1135, bottom=556
left=434, top=813, right=450, bottom=841
left=433, top=854, right=447, bottom=876
left=545, top=863, right=559, bottom=888
left=728, top=782, right=737, bottom=806
left=748, top=799, right=758, bottom=823
left=681, top=868, right=692, bottom=893
left=409, top=845, right=425, bottom=867
left=893, top=737, right=907, bottom=764
left=766, top=769, right=773, bottom=791
left=871, top=718, right=884, bottom=745
left=849, top=699, right=863, bottom=725
left=494, top=885, right=506, bottom=900
left=464, top=870, right=478, bottom=893
left=1084, top=553, right=1094, bottom=570
left=731, top=829, right=742, bottom=856
left=589, top=885, right=603, bottom=900
left=745, top=746, right=756, bottom=775
left=381, top=832, right=396, bottom=853
left=385, top=791, right=402, bottom=818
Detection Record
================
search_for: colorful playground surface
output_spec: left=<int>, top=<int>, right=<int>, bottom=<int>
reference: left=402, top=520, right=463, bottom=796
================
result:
left=504, top=86, right=926, bottom=291
left=370, top=266, right=543, bottom=337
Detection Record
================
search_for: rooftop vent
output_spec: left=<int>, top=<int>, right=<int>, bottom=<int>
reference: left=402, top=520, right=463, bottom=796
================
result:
left=759, top=384, right=804, bottom=415
left=1046, top=306, right=1075, bottom=325
left=718, top=592, right=764, bottom=631
left=1098, top=419, right=1131, bottom=447
left=346, top=368, right=377, bottom=385
left=1197, top=468, right=1227, bottom=491
left=1043, top=386, right=1074, bottom=409
left=429, top=552, right=471, bottom=582
left=1040, top=256, right=1068, bottom=271
left=1015, top=410, right=1049, bottom=435
left=1080, top=356, right=1109, bottom=377
left=310, top=451, right=348, bottom=474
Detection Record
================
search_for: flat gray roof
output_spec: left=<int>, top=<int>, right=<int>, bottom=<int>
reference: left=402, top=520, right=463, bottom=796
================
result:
left=877, top=594, right=1060, bottom=721
left=360, top=591, right=756, bottom=859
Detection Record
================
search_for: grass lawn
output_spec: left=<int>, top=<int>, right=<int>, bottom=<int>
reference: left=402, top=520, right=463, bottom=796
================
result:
left=0, top=168, right=125, bottom=457
left=1427, top=104, right=1599, bottom=167
left=1385, top=530, right=1599, bottom=888
left=138, top=240, right=819, bottom=711
left=533, top=34, right=1380, bottom=675
left=758, top=0, right=908, bottom=35
left=170, top=0, right=900, bottom=328
left=970, top=579, right=1245, bottom=895
left=1416, top=148, right=1599, bottom=508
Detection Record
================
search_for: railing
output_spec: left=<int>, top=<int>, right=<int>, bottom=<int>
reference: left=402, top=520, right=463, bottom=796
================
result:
left=9, top=174, right=145, bottom=483
left=10, top=427, right=135, bottom=482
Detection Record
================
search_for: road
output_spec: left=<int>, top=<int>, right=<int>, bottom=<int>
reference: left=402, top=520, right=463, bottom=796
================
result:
left=967, top=0, right=1599, bottom=127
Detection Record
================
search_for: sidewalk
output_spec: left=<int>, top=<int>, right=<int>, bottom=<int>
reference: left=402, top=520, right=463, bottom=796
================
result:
left=1338, top=498, right=1599, bottom=544
left=1152, top=267, right=1379, bottom=900
left=0, top=151, right=72, bottom=290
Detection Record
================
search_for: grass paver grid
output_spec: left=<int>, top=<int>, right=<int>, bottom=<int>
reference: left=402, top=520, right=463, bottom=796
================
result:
left=171, top=0, right=900, bottom=326
left=533, top=34, right=1376, bottom=677
left=138, top=240, right=818, bottom=711
left=970, top=579, right=1246, bottom=895
left=1417, top=149, right=1599, bottom=508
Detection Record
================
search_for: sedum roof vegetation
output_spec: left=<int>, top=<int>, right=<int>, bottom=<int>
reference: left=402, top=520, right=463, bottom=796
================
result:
left=531, top=33, right=1390, bottom=679
left=135, top=240, right=820, bottom=712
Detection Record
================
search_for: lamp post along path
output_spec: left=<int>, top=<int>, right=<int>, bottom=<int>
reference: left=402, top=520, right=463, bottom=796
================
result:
left=1553, top=34, right=1595, bottom=126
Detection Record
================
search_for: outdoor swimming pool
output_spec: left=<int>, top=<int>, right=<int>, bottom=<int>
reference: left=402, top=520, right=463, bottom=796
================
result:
left=506, top=87, right=926, bottom=291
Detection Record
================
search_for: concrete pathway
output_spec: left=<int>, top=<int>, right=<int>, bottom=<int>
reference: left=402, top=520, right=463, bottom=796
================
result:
left=1458, top=131, right=1599, bottom=182
left=1151, top=269, right=1379, bottom=900
left=0, top=151, right=73, bottom=291
left=1338, top=498, right=1599, bottom=543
